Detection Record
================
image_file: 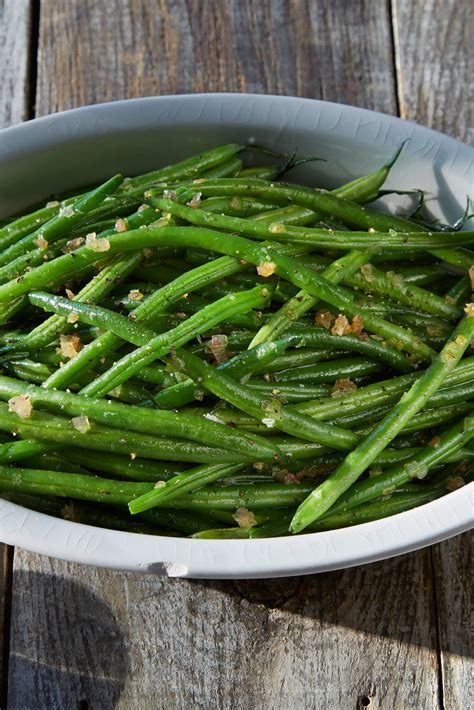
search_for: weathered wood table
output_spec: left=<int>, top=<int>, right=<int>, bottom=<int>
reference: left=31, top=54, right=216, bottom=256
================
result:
left=0, top=2, right=472, bottom=708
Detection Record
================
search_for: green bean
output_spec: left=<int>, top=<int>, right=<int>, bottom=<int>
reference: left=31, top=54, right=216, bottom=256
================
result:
left=249, top=249, right=372, bottom=347
left=191, top=528, right=251, bottom=539
left=294, top=357, right=474, bottom=420
left=130, top=144, right=244, bottom=186
left=138, top=507, right=225, bottom=534
left=0, top=404, right=249, bottom=463
left=308, top=480, right=458, bottom=532
left=154, top=337, right=299, bottom=409
left=199, top=157, right=243, bottom=178
left=29, top=292, right=157, bottom=346
left=0, top=358, right=53, bottom=384
left=129, top=463, right=245, bottom=513
left=295, top=445, right=471, bottom=470
left=290, top=313, right=474, bottom=532
left=332, top=142, right=408, bottom=203
left=36, top=241, right=298, bottom=391
left=344, top=264, right=462, bottom=320
left=189, top=380, right=474, bottom=435
left=190, top=331, right=255, bottom=355
left=390, top=264, right=451, bottom=287
left=200, top=196, right=282, bottom=217
left=285, top=327, right=414, bottom=372
left=252, top=204, right=318, bottom=226
left=325, top=404, right=394, bottom=429
left=0, top=439, right=57, bottom=464
left=271, top=356, right=383, bottom=384
left=0, top=491, right=175, bottom=535
left=245, top=382, right=332, bottom=402
left=0, top=238, right=69, bottom=284
left=24, top=453, right=92, bottom=475
left=174, top=181, right=474, bottom=273
left=0, top=143, right=356, bottom=250
left=0, top=375, right=282, bottom=462
left=0, top=242, right=117, bottom=302
left=237, top=166, right=280, bottom=179
left=243, top=348, right=340, bottom=373
left=0, top=204, right=61, bottom=252
left=250, top=478, right=451, bottom=538
left=245, top=146, right=407, bottom=237
left=395, top=403, right=473, bottom=434
left=65, top=450, right=187, bottom=482
left=39, top=242, right=271, bottom=388
left=324, top=416, right=473, bottom=516
left=172, top=347, right=359, bottom=450
left=445, top=276, right=472, bottom=306
left=150, top=196, right=474, bottom=250
left=74, top=284, right=271, bottom=397
left=123, top=223, right=433, bottom=363
left=77, top=224, right=432, bottom=362
left=0, top=353, right=154, bottom=401
left=166, top=481, right=316, bottom=510
left=1, top=143, right=242, bottom=253
left=0, top=297, right=29, bottom=326
left=174, top=175, right=462, bottom=240
left=2, top=252, right=143, bottom=354
left=0, top=223, right=343, bottom=312
left=0, top=175, right=124, bottom=269
left=434, top=248, right=474, bottom=271
left=0, top=464, right=154, bottom=505
left=3, top=144, right=470, bottom=539
left=167, top=294, right=267, bottom=330
left=185, top=142, right=406, bottom=228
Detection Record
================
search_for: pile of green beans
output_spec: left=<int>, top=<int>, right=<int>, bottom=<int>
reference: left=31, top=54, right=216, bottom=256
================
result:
left=0, top=143, right=472, bottom=539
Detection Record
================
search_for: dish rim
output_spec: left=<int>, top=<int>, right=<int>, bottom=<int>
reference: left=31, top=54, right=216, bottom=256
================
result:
left=0, top=92, right=472, bottom=578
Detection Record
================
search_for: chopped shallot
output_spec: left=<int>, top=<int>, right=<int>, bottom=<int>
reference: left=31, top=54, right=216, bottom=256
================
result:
left=8, top=394, right=32, bottom=418
left=71, top=415, right=91, bottom=433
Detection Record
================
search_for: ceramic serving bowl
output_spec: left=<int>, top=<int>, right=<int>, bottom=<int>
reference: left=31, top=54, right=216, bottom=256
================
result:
left=0, top=94, right=472, bottom=578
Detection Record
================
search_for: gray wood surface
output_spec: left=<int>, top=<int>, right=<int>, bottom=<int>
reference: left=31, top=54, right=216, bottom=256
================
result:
left=10, top=547, right=443, bottom=710
left=0, top=545, right=11, bottom=708
left=0, top=1, right=472, bottom=708
left=433, top=536, right=473, bottom=710
left=0, top=0, right=32, bottom=701
left=392, top=0, right=473, bottom=144
left=393, top=3, right=474, bottom=705
left=0, top=0, right=32, bottom=126
left=35, top=0, right=397, bottom=115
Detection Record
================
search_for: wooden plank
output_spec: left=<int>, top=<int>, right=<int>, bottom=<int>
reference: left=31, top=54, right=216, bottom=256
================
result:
left=392, top=0, right=473, bottom=143
left=5, top=1, right=456, bottom=708
left=0, top=0, right=33, bottom=126
left=432, top=534, right=473, bottom=710
left=35, top=0, right=397, bottom=116
left=393, top=3, right=473, bottom=706
left=10, top=0, right=444, bottom=708
left=0, top=545, right=12, bottom=706
left=10, top=547, right=440, bottom=709
left=0, top=0, right=33, bottom=701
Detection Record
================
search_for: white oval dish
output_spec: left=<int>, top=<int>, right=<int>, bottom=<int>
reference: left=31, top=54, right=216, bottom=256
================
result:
left=0, top=94, right=472, bottom=578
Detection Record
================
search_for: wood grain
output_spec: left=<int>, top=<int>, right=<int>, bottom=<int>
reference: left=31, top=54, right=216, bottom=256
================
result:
left=433, top=534, right=473, bottom=709
left=9, top=547, right=441, bottom=710
left=0, top=0, right=33, bottom=126
left=3, top=1, right=472, bottom=708
left=9, top=3, right=442, bottom=708
left=0, top=545, right=12, bottom=706
left=0, top=0, right=33, bottom=701
left=393, top=3, right=473, bottom=705
left=35, top=0, right=397, bottom=116
left=392, top=0, right=474, bottom=143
